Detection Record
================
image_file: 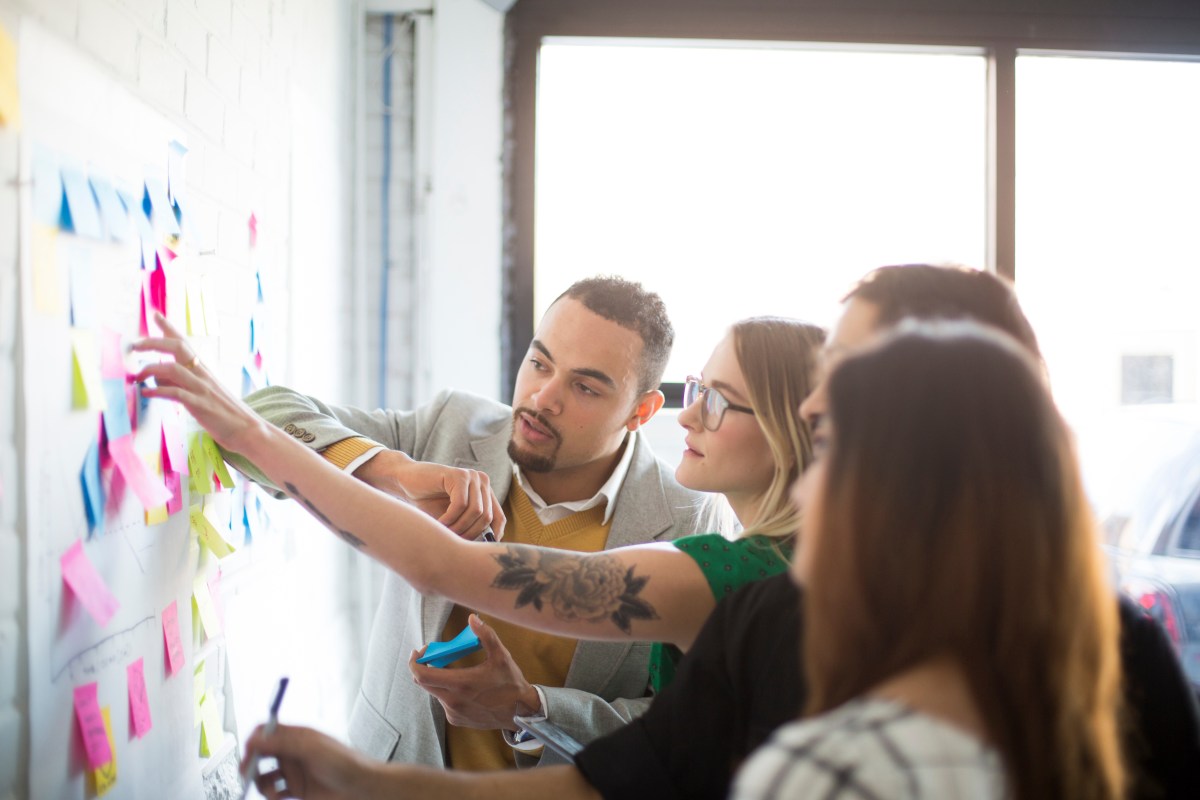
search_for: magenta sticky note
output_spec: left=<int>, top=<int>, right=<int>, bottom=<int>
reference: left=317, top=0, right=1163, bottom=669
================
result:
left=165, top=470, right=183, bottom=516
left=127, top=658, right=152, bottom=737
left=108, top=435, right=173, bottom=510
left=149, top=265, right=167, bottom=317
left=61, top=540, right=119, bottom=627
left=73, top=682, right=114, bottom=768
left=162, top=601, right=185, bottom=675
left=99, top=329, right=125, bottom=380
left=160, top=418, right=188, bottom=476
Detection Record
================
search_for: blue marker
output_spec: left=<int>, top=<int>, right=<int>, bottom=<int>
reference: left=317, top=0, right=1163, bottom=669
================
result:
left=239, top=677, right=289, bottom=799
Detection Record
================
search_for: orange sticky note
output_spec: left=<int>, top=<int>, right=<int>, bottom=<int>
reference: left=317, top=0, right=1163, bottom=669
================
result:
left=73, top=682, right=112, bottom=768
left=61, top=540, right=119, bottom=627
left=162, top=600, right=185, bottom=675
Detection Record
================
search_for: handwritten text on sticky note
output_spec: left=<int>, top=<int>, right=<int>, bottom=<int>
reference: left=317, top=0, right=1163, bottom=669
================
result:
left=162, top=600, right=185, bottom=675
left=73, top=682, right=113, bottom=769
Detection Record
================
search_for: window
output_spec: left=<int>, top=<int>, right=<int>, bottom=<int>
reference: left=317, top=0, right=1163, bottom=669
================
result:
left=534, top=40, right=987, bottom=385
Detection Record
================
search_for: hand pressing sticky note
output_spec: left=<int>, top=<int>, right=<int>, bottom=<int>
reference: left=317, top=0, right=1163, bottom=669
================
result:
left=92, top=707, right=118, bottom=796
left=189, top=507, right=235, bottom=559
left=72, top=682, right=113, bottom=769
left=162, top=600, right=185, bottom=675
left=198, top=692, right=224, bottom=757
left=127, top=658, right=152, bottom=737
left=192, top=575, right=222, bottom=638
left=61, top=540, right=119, bottom=627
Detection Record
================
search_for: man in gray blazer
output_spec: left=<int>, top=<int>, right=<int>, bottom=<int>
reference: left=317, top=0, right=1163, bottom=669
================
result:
left=223, top=276, right=729, bottom=769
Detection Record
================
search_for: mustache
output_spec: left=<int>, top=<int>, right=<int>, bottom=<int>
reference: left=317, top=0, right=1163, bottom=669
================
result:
left=512, top=407, right=562, bottom=442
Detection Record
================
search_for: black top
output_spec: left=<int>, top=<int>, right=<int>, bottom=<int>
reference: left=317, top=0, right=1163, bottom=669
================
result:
left=574, top=574, right=1200, bottom=800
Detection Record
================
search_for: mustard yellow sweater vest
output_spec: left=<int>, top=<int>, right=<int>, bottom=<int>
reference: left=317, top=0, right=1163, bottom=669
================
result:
left=443, top=482, right=614, bottom=771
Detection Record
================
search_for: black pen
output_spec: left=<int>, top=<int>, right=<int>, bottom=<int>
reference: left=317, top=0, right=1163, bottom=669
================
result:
left=239, top=677, right=289, bottom=800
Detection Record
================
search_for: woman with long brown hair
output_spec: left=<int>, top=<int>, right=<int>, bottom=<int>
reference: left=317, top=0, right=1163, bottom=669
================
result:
left=734, top=321, right=1125, bottom=799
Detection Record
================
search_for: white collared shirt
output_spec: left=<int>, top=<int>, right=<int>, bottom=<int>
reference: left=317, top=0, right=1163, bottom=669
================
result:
left=511, top=430, right=638, bottom=526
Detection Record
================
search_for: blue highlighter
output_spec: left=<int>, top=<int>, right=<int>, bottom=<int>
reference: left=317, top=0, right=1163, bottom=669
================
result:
left=417, top=623, right=482, bottom=668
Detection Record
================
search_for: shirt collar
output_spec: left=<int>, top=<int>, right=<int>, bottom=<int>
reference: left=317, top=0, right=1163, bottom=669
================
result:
left=512, top=430, right=638, bottom=525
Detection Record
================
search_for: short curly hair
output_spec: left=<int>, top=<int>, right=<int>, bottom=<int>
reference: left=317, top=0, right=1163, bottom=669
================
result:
left=556, top=276, right=674, bottom=394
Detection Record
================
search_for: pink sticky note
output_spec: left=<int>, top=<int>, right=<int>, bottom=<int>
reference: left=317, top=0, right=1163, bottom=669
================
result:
left=61, top=540, right=119, bottom=627
left=161, top=418, right=188, bottom=475
left=248, top=212, right=258, bottom=248
left=99, top=329, right=125, bottom=380
left=165, top=470, right=183, bottom=515
left=138, top=287, right=149, bottom=337
left=73, top=682, right=114, bottom=768
left=126, top=658, right=152, bottom=737
left=108, top=435, right=173, bottom=510
left=162, top=601, right=185, bottom=675
left=149, top=265, right=167, bottom=317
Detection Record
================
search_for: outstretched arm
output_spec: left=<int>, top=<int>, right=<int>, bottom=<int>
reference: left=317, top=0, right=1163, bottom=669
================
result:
left=243, top=723, right=600, bottom=800
left=135, top=315, right=717, bottom=649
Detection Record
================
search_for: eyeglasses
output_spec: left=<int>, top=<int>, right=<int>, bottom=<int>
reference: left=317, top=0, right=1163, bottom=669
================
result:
left=683, top=376, right=755, bottom=431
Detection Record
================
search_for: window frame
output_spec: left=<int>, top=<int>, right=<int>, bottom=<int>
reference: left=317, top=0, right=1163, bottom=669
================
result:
left=501, top=0, right=1200, bottom=398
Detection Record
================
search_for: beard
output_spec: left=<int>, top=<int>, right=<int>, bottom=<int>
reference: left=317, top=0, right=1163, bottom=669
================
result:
left=508, top=407, right=561, bottom=473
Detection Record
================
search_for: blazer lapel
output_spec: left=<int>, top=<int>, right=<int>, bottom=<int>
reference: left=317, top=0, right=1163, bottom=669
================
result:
left=565, top=434, right=674, bottom=694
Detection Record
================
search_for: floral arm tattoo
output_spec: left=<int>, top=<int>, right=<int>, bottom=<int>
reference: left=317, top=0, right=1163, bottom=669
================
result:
left=283, top=481, right=368, bottom=551
left=490, top=547, right=659, bottom=635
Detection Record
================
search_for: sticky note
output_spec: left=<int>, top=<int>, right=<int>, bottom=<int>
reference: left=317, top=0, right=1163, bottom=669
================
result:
left=99, top=329, right=125, bottom=380
left=168, top=140, right=188, bottom=205
left=199, top=692, right=224, bottom=757
left=248, top=213, right=258, bottom=249
left=33, top=223, right=62, bottom=315
left=127, top=658, right=152, bottom=737
left=202, top=436, right=235, bottom=490
left=148, top=264, right=167, bottom=318
left=144, top=503, right=168, bottom=526
left=161, top=418, right=188, bottom=475
left=0, top=21, right=20, bottom=129
left=162, top=600, right=185, bottom=675
left=165, top=470, right=184, bottom=516
left=108, top=434, right=173, bottom=510
left=92, top=706, right=118, bottom=795
left=61, top=540, right=119, bottom=627
left=119, top=187, right=154, bottom=243
left=193, top=662, right=206, bottom=726
left=101, top=380, right=131, bottom=441
left=190, top=507, right=234, bottom=559
left=89, top=174, right=132, bottom=242
left=143, top=177, right=180, bottom=236
left=68, top=250, right=96, bottom=328
left=32, top=150, right=63, bottom=227
left=70, top=329, right=105, bottom=411
left=60, top=164, right=105, bottom=239
left=192, top=574, right=222, bottom=638
left=80, top=440, right=105, bottom=536
left=207, top=570, right=224, bottom=628
left=72, top=682, right=113, bottom=768
left=184, top=279, right=206, bottom=336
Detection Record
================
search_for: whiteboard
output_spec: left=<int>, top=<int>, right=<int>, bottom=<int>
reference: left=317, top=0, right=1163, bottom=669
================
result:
left=19, top=19, right=260, bottom=799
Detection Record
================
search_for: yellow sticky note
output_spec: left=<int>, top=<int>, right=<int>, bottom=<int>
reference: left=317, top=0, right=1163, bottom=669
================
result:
left=33, top=224, right=61, bottom=315
left=193, top=662, right=206, bottom=727
left=199, top=692, right=224, bottom=757
left=192, top=575, right=222, bottom=638
left=0, top=21, right=19, bottom=129
left=187, top=432, right=214, bottom=495
left=145, top=504, right=169, bottom=525
left=144, top=451, right=169, bottom=524
left=185, top=279, right=207, bottom=336
left=202, top=435, right=235, bottom=490
left=91, top=706, right=118, bottom=796
left=190, top=507, right=235, bottom=559
left=70, top=329, right=107, bottom=411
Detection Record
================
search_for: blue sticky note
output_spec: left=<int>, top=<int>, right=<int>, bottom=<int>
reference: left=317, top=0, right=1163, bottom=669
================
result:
left=118, top=186, right=155, bottom=242
left=101, top=379, right=131, bottom=441
left=417, top=625, right=482, bottom=668
left=88, top=174, right=133, bottom=242
left=80, top=439, right=105, bottom=536
left=168, top=140, right=188, bottom=205
left=256, top=272, right=264, bottom=302
left=143, top=177, right=180, bottom=236
left=33, top=149, right=65, bottom=227
left=68, top=250, right=96, bottom=328
left=60, top=165, right=105, bottom=239
left=248, top=317, right=256, bottom=353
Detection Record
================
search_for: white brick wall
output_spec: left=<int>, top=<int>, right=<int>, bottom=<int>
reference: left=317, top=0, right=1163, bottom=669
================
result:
left=0, top=0, right=361, bottom=796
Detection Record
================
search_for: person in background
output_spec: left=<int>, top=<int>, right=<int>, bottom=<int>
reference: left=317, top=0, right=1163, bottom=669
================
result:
left=735, top=321, right=1125, bottom=798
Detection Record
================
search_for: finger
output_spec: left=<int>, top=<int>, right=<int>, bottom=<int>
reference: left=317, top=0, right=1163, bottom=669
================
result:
left=256, top=767, right=286, bottom=799
left=239, top=724, right=268, bottom=774
left=468, top=614, right=505, bottom=660
left=436, top=476, right=472, bottom=530
left=488, top=491, right=507, bottom=540
left=152, top=310, right=187, bottom=339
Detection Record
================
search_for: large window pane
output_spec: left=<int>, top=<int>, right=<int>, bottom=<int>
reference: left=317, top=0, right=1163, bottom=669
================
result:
left=535, top=39, right=987, bottom=381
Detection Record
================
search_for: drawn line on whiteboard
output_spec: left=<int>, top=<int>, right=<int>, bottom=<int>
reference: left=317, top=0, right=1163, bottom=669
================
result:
left=51, top=615, right=157, bottom=683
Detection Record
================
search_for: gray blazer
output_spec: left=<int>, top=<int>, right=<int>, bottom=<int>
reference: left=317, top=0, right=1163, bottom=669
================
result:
left=222, top=387, right=728, bottom=766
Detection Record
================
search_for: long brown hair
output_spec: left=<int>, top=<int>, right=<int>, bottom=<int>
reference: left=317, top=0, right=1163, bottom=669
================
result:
left=805, top=322, right=1124, bottom=799
left=732, top=317, right=824, bottom=542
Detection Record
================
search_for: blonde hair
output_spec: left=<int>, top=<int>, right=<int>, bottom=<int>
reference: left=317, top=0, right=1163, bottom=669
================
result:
left=730, top=317, right=824, bottom=542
